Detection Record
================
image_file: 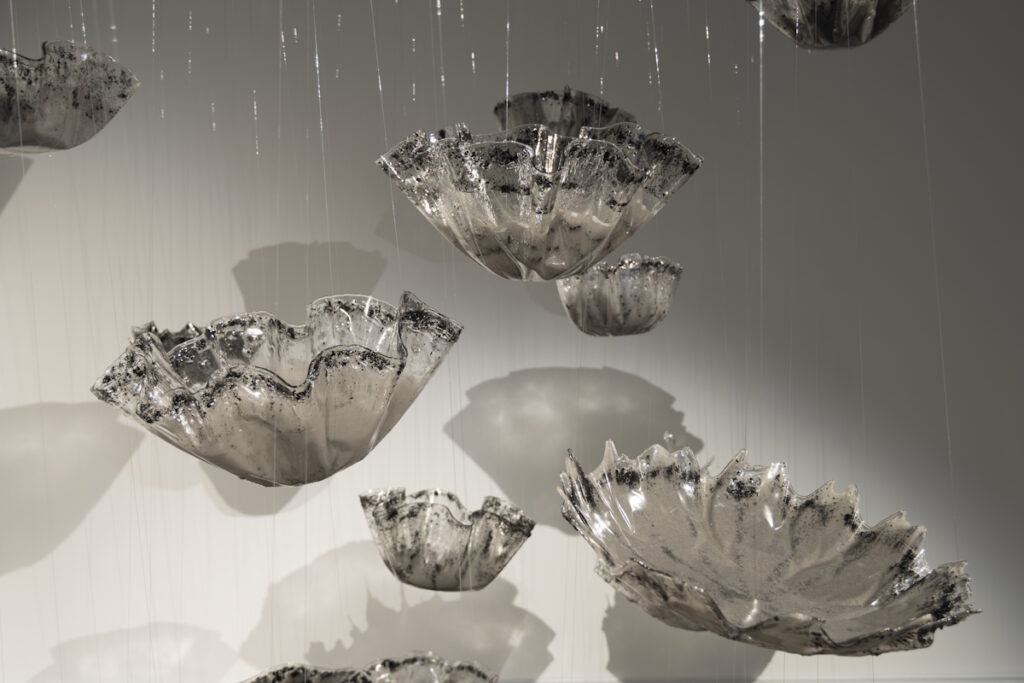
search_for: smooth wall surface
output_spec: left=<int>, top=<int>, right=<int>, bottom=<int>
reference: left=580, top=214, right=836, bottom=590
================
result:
left=1, top=1, right=1022, bottom=681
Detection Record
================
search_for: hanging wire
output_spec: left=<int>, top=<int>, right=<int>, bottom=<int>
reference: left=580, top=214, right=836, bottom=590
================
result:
left=310, top=1, right=335, bottom=293
left=369, top=0, right=402, bottom=271
left=911, top=0, right=960, bottom=559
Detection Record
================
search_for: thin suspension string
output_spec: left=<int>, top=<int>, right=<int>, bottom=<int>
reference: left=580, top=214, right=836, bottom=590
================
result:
left=503, top=0, right=510, bottom=139
left=369, top=0, right=402, bottom=272
left=757, top=0, right=765, bottom=458
left=911, top=0, right=960, bottom=558
left=702, top=0, right=736, bottom=453
left=647, top=0, right=664, bottom=131
left=310, top=1, right=334, bottom=293
left=434, top=0, right=446, bottom=123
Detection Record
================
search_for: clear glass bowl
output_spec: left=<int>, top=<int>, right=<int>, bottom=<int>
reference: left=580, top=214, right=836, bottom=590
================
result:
left=243, top=654, right=495, bottom=683
left=379, top=104, right=700, bottom=281
left=1, top=41, right=138, bottom=153
left=92, top=291, right=461, bottom=486
left=752, top=0, right=911, bottom=49
left=557, top=253, right=682, bottom=336
left=361, top=488, right=534, bottom=591
left=559, top=440, right=976, bottom=655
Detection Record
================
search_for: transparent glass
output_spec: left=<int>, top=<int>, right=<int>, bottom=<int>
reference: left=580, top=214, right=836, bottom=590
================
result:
left=557, top=253, right=682, bottom=336
left=0, top=41, right=138, bottom=153
left=559, top=441, right=976, bottom=655
left=92, top=291, right=462, bottom=486
left=752, top=0, right=911, bottom=49
left=361, top=488, right=534, bottom=591
left=243, top=654, right=495, bottom=683
left=379, top=91, right=700, bottom=281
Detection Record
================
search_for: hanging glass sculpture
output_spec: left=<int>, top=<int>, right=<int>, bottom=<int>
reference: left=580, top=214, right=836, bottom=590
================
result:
left=750, top=0, right=911, bottom=49
left=559, top=441, right=976, bottom=655
left=243, top=654, right=495, bottom=683
left=494, top=85, right=637, bottom=137
left=557, top=253, right=682, bottom=336
left=378, top=89, right=701, bottom=281
left=92, top=292, right=462, bottom=486
left=361, top=488, right=534, bottom=591
left=0, top=41, right=138, bottom=153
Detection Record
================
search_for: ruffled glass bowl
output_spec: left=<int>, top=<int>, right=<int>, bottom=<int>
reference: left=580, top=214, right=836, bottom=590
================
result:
left=361, top=488, right=534, bottom=591
left=378, top=93, right=700, bottom=281
left=1, top=41, right=138, bottom=153
left=92, top=291, right=461, bottom=486
left=494, top=85, right=637, bottom=137
left=557, top=253, right=682, bottom=336
left=243, top=654, right=495, bottom=683
left=559, top=440, right=976, bottom=655
left=751, top=0, right=911, bottom=49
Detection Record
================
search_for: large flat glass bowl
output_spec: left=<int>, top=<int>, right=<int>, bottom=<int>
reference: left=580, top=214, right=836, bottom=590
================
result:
left=559, top=440, right=976, bottom=655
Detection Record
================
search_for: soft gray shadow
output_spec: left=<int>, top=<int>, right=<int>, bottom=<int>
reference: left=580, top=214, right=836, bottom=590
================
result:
left=0, top=155, right=32, bottom=215
left=232, top=241, right=388, bottom=323
left=0, top=402, right=142, bottom=574
left=524, top=281, right=567, bottom=317
left=372, top=212, right=450, bottom=265
left=200, top=459, right=303, bottom=516
left=444, top=367, right=703, bottom=532
left=241, top=540, right=554, bottom=681
left=604, top=594, right=774, bottom=682
left=28, top=622, right=236, bottom=683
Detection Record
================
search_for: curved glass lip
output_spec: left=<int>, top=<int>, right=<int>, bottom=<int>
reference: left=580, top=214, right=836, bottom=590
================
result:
left=559, top=253, right=684, bottom=284
left=244, top=654, right=496, bottom=683
left=100, top=291, right=461, bottom=394
left=380, top=120, right=703, bottom=182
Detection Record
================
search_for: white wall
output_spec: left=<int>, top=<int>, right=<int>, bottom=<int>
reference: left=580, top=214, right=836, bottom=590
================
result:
left=1, top=1, right=1021, bottom=681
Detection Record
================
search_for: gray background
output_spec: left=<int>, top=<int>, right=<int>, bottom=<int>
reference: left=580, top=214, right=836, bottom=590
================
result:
left=0, top=1, right=1021, bottom=681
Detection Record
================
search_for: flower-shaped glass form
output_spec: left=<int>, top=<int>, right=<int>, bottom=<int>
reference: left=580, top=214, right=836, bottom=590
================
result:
left=1, top=41, right=138, bottom=153
left=243, top=654, right=495, bottom=683
left=559, top=441, right=976, bottom=655
left=379, top=110, right=700, bottom=281
left=361, top=488, right=535, bottom=591
left=494, top=86, right=637, bottom=137
left=750, top=0, right=911, bottom=49
left=92, top=292, right=462, bottom=487
left=557, top=253, right=682, bottom=336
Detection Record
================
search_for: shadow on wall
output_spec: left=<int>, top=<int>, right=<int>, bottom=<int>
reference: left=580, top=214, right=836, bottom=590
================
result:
left=0, top=155, right=32, bottom=216
left=373, top=211, right=450, bottom=265
left=241, top=541, right=554, bottom=681
left=444, top=367, right=703, bottom=532
left=0, top=402, right=142, bottom=575
left=200, top=457, right=305, bottom=516
left=121, top=436, right=310, bottom=517
left=232, top=240, right=388, bottom=324
left=28, top=622, right=236, bottom=683
left=604, top=594, right=773, bottom=682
